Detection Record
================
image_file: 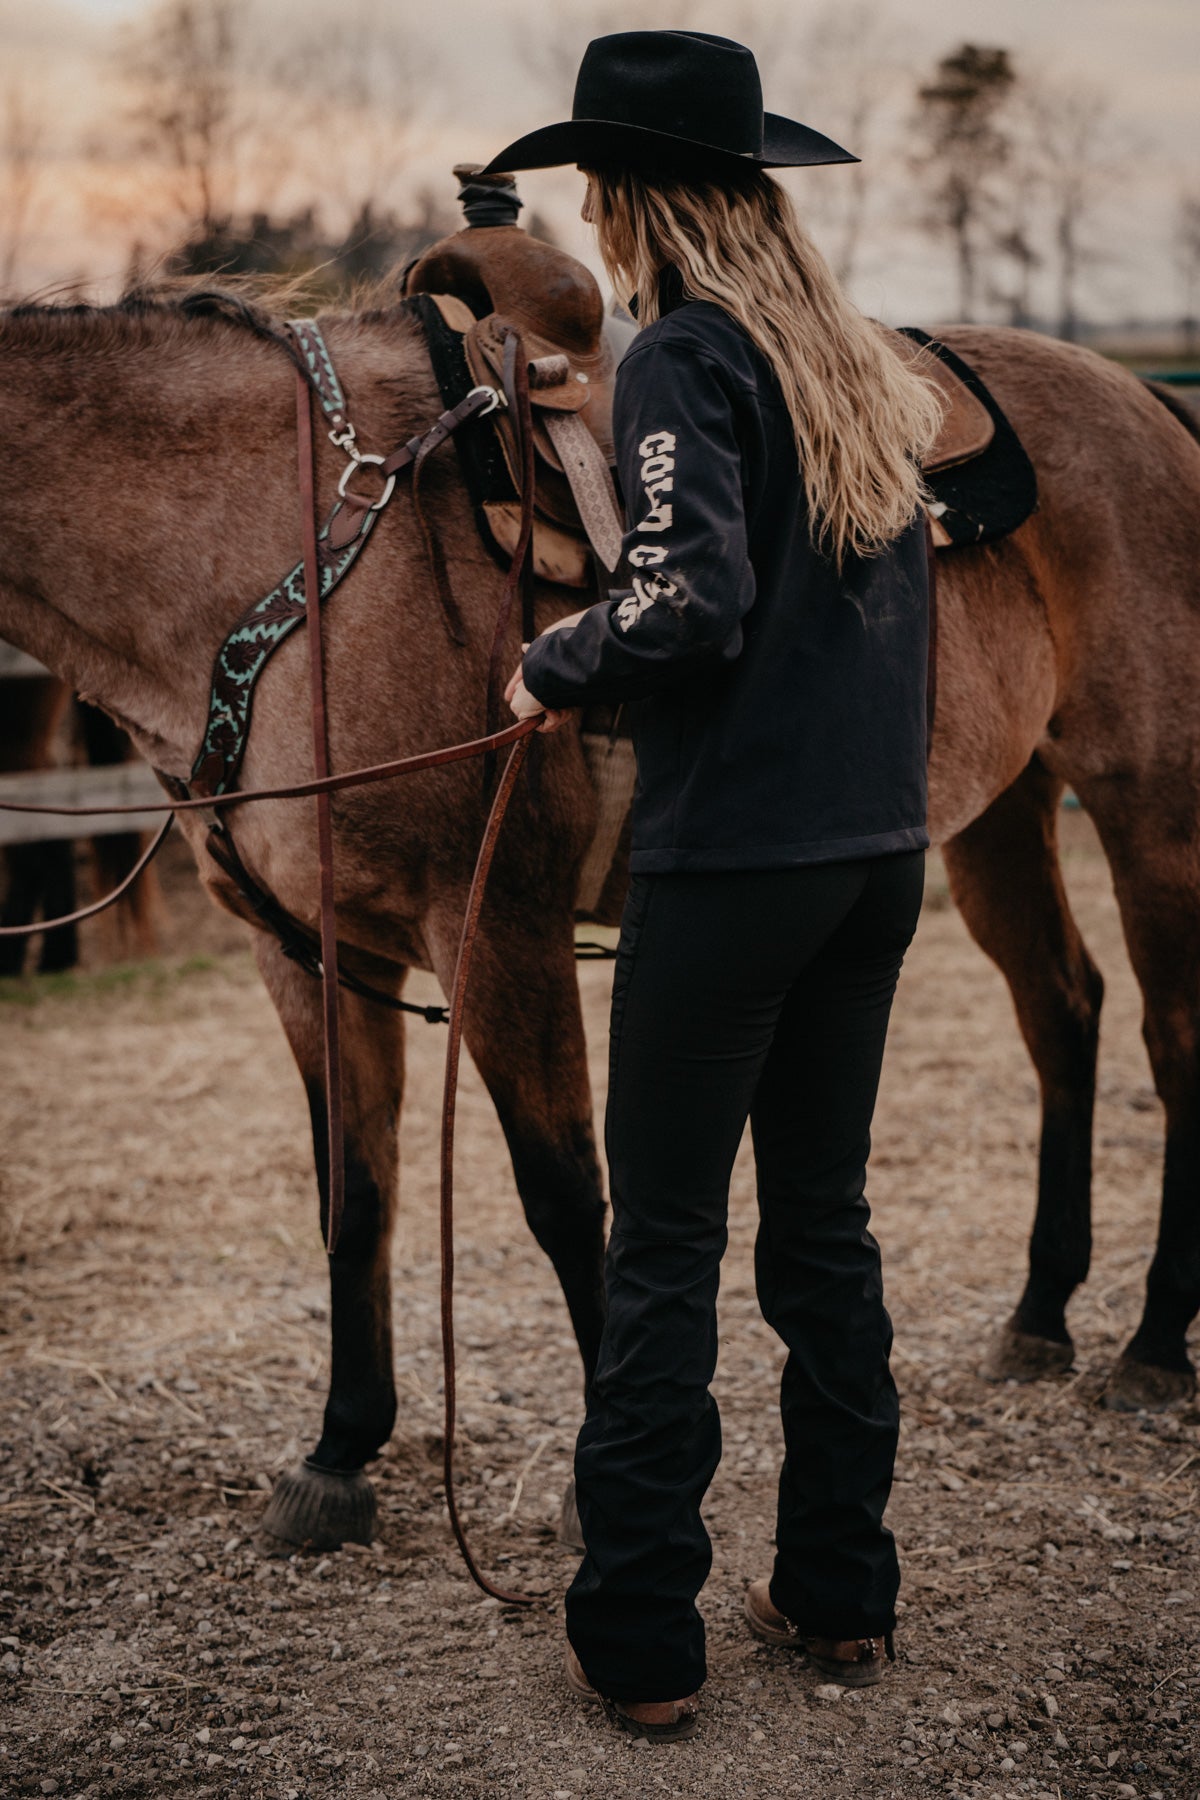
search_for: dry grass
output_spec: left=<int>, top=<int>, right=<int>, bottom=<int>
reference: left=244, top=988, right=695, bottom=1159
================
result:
left=0, top=812, right=1197, bottom=1798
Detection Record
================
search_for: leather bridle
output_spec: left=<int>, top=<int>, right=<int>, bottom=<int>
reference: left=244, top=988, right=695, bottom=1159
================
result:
left=0, top=310, right=556, bottom=1607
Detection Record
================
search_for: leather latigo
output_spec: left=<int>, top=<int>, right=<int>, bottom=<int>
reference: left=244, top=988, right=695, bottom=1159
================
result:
left=403, top=223, right=625, bottom=585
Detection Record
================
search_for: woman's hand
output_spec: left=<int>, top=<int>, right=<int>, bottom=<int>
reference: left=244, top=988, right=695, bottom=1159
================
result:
left=505, top=663, right=573, bottom=733
left=504, top=613, right=586, bottom=732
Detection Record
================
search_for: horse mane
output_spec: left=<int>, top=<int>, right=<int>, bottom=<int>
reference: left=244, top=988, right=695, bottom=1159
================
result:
left=1, top=269, right=409, bottom=352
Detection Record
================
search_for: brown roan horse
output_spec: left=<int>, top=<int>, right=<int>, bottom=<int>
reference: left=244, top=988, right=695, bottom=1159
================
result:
left=2, top=286, right=1198, bottom=1550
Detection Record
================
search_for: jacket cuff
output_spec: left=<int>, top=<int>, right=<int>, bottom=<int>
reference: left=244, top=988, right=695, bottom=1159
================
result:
left=520, top=630, right=582, bottom=710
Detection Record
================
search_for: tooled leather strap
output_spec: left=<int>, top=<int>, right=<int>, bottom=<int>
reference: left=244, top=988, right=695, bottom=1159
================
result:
left=543, top=410, right=624, bottom=573
left=290, top=317, right=352, bottom=437
left=439, top=729, right=537, bottom=1605
left=0, top=718, right=539, bottom=824
left=190, top=384, right=500, bottom=797
left=292, top=354, right=346, bottom=1259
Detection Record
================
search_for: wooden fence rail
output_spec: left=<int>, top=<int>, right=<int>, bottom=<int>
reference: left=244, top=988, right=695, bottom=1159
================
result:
left=0, top=764, right=166, bottom=847
left=0, top=643, right=49, bottom=679
left=1, top=640, right=166, bottom=848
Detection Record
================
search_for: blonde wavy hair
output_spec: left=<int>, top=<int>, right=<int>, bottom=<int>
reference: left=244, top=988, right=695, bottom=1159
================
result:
left=585, top=166, right=943, bottom=565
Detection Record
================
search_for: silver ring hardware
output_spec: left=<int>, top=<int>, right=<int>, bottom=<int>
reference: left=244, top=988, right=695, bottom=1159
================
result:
left=337, top=451, right=397, bottom=511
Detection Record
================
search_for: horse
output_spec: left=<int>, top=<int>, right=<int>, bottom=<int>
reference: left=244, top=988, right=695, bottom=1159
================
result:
left=0, top=672, right=160, bottom=975
left=1, top=283, right=1198, bottom=1554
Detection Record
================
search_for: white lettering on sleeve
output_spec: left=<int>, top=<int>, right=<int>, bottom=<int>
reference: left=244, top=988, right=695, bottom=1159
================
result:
left=630, top=424, right=675, bottom=537
left=616, top=592, right=652, bottom=631
left=640, top=453, right=674, bottom=483
left=615, top=570, right=679, bottom=633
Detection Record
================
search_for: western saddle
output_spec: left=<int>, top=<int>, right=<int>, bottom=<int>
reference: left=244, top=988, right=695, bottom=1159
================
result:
left=401, top=168, right=631, bottom=590
left=400, top=165, right=1018, bottom=571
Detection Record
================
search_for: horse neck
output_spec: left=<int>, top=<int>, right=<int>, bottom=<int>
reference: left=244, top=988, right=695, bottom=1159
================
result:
left=0, top=306, right=332, bottom=776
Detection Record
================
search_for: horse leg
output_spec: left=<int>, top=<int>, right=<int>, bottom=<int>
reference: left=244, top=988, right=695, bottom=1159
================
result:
left=93, top=830, right=162, bottom=960
left=36, top=839, right=80, bottom=973
left=942, top=755, right=1104, bottom=1379
left=1075, top=781, right=1200, bottom=1409
left=426, top=901, right=608, bottom=1387
left=425, top=902, right=606, bottom=1552
left=0, top=840, right=79, bottom=977
left=253, top=935, right=405, bottom=1548
left=0, top=845, right=37, bottom=976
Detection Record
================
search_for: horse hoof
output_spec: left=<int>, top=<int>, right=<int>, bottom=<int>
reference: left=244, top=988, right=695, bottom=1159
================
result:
left=984, top=1322, right=1074, bottom=1383
left=558, top=1477, right=585, bottom=1553
left=260, top=1459, right=377, bottom=1550
left=1102, top=1357, right=1196, bottom=1413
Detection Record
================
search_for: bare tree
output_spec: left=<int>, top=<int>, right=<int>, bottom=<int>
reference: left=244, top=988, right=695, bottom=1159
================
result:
left=911, top=43, right=1016, bottom=322
left=984, top=102, right=1044, bottom=328
left=0, top=81, right=45, bottom=293
left=1176, top=189, right=1200, bottom=359
left=119, top=0, right=244, bottom=237
left=269, top=0, right=431, bottom=236
left=1024, top=77, right=1122, bottom=342
left=785, top=2, right=905, bottom=287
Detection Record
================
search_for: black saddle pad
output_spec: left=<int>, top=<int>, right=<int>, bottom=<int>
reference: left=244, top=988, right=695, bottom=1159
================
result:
left=901, top=327, right=1038, bottom=549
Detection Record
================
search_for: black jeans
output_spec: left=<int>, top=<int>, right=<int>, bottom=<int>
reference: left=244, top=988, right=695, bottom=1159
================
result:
left=564, top=851, right=925, bottom=1703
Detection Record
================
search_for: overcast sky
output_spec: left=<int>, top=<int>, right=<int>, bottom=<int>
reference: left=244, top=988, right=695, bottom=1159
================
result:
left=3, top=0, right=1198, bottom=324
left=48, top=0, right=1197, bottom=148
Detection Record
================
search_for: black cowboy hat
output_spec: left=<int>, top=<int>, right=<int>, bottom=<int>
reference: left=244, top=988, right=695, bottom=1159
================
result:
left=479, top=30, right=857, bottom=178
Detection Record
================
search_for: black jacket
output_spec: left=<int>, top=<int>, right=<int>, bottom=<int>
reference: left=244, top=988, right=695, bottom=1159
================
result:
left=521, top=292, right=930, bottom=873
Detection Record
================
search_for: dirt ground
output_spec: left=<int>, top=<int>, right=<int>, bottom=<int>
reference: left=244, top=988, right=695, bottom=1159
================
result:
left=1, top=813, right=1197, bottom=1800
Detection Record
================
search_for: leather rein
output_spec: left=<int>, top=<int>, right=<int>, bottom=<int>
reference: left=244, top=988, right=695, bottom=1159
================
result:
left=0, top=311, right=551, bottom=1608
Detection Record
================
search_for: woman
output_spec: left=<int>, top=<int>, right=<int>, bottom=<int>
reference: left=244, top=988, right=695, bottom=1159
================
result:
left=485, top=30, right=942, bottom=1742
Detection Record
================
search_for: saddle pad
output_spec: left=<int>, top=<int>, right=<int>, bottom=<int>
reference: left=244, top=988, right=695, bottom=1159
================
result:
left=899, top=328, right=1039, bottom=549
left=886, top=327, right=995, bottom=472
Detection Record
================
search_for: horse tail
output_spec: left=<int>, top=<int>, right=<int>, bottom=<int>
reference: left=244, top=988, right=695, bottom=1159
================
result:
left=1141, top=378, right=1200, bottom=453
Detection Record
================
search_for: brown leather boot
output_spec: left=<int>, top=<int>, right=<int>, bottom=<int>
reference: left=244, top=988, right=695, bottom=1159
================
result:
left=744, top=1579, right=894, bottom=1688
left=564, top=1644, right=700, bottom=1741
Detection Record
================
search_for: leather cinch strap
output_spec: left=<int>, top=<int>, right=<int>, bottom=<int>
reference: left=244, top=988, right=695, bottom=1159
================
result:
left=484, top=327, right=538, bottom=740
